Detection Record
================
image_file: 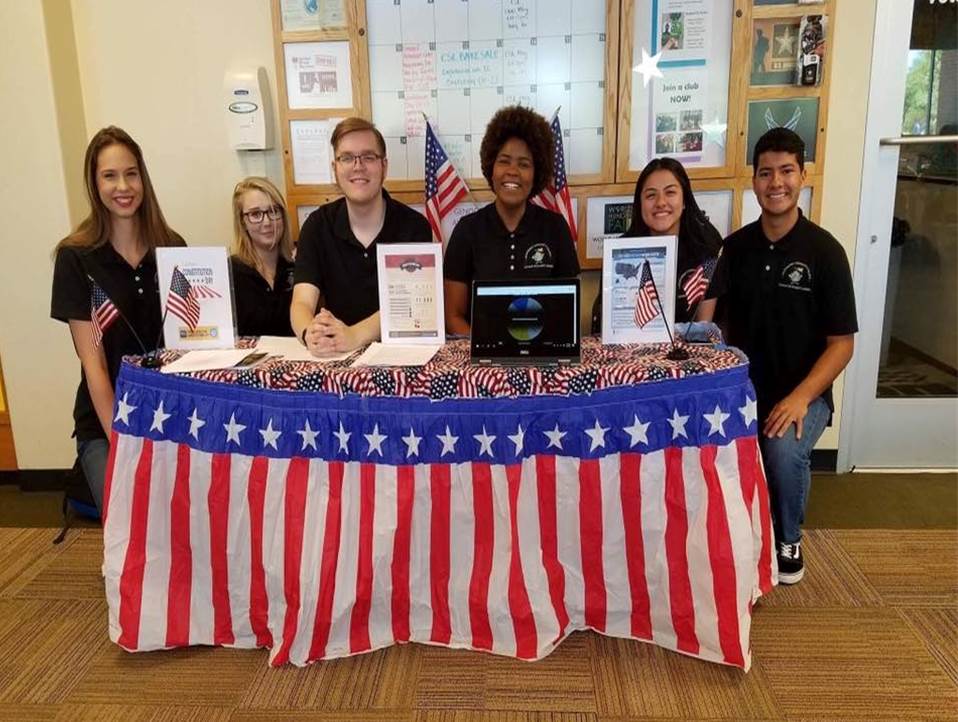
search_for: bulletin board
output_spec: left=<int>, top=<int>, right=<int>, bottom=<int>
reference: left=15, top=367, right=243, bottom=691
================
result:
left=272, top=0, right=835, bottom=270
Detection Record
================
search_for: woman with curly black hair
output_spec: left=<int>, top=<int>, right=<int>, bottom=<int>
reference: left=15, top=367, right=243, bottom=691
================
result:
left=443, top=105, right=580, bottom=335
left=590, top=157, right=723, bottom=332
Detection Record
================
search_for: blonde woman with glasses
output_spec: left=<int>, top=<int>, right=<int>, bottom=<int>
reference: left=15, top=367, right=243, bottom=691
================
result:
left=230, top=177, right=295, bottom=336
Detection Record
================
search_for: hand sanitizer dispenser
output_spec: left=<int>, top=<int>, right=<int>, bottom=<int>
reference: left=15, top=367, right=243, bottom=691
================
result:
left=225, top=68, right=272, bottom=150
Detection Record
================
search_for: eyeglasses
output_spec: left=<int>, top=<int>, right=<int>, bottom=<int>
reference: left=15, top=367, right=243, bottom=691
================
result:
left=242, top=206, right=283, bottom=224
left=335, top=152, right=384, bottom=166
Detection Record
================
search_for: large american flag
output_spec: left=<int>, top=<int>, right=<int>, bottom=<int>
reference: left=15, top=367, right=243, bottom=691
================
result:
left=166, top=267, right=201, bottom=331
left=634, top=261, right=660, bottom=328
left=424, top=120, right=468, bottom=243
left=102, top=362, right=776, bottom=670
left=531, top=111, right=577, bottom=242
left=89, top=276, right=119, bottom=348
left=682, top=257, right=718, bottom=310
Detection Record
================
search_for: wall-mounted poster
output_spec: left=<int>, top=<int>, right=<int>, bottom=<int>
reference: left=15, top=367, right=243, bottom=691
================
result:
left=751, top=18, right=801, bottom=86
left=290, top=119, right=340, bottom=184
left=280, top=0, right=346, bottom=31
left=284, top=41, right=353, bottom=109
left=797, top=14, right=827, bottom=86
left=745, top=97, right=819, bottom=163
left=629, top=0, right=733, bottom=170
left=585, top=195, right=633, bottom=260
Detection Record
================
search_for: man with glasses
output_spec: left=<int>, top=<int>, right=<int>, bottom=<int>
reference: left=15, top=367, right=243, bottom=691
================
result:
left=292, top=117, right=431, bottom=355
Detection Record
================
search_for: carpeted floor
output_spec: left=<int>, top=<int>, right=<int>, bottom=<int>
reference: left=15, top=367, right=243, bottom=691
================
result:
left=0, top=472, right=955, bottom=721
left=0, top=526, right=954, bottom=721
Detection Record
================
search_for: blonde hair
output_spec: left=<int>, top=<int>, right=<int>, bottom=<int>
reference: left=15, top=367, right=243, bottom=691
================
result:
left=56, top=126, right=179, bottom=252
left=231, top=177, right=294, bottom=273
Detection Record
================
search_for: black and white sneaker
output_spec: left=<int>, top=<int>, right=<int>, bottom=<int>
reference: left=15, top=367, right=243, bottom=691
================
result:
left=777, top=541, right=805, bottom=585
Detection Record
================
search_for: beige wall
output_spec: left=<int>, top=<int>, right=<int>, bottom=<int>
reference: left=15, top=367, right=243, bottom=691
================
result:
left=0, top=2, right=78, bottom=467
left=2, top=0, right=877, bottom=467
left=816, top=0, right=877, bottom=448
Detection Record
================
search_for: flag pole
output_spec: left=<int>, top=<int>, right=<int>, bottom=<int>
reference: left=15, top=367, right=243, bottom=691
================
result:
left=422, top=113, right=483, bottom=207
left=644, top=261, right=689, bottom=361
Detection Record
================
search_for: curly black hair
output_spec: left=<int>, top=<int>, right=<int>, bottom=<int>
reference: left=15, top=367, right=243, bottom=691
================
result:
left=479, top=106, right=555, bottom=198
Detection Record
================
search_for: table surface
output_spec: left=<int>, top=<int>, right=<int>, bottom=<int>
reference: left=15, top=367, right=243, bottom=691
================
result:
left=146, top=336, right=745, bottom=400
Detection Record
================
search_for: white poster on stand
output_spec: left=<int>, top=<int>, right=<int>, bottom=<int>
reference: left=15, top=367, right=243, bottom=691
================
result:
left=376, top=243, right=445, bottom=345
left=156, top=247, right=235, bottom=350
left=601, top=236, right=677, bottom=344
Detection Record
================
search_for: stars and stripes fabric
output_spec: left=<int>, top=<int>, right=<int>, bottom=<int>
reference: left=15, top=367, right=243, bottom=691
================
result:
left=634, top=261, right=660, bottom=328
left=531, top=112, right=577, bottom=242
left=682, top=257, right=718, bottom=310
left=89, top=277, right=119, bottom=348
left=191, top=285, right=223, bottom=300
left=424, top=120, right=468, bottom=243
left=103, top=361, right=776, bottom=671
left=166, top=267, right=201, bottom=331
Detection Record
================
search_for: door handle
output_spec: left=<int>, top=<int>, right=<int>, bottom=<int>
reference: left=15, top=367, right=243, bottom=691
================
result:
left=879, top=135, right=958, bottom=146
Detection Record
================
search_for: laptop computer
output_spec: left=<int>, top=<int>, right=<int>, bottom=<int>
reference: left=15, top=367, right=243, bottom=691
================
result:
left=470, top=278, right=580, bottom=365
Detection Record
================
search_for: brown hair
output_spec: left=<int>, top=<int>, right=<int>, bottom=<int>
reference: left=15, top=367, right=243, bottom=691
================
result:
left=231, top=177, right=294, bottom=273
left=56, top=126, right=179, bottom=252
left=330, top=117, right=387, bottom=156
left=479, top=106, right=554, bottom=198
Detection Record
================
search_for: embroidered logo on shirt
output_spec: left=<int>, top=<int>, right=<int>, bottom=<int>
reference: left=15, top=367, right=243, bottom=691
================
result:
left=779, top=262, right=812, bottom=291
left=524, top=243, right=554, bottom=269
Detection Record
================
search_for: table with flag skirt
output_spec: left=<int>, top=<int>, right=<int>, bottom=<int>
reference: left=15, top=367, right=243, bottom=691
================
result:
left=102, top=338, right=776, bottom=671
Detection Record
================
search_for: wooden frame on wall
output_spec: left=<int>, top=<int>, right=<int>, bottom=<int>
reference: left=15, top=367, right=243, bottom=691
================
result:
left=273, top=0, right=835, bottom=267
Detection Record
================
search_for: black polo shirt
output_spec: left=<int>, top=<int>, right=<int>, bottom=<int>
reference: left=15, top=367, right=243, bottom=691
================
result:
left=443, top=202, right=580, bottom=288
left=230, top=255, right=294, bottom=337
left=294, top=190, right=432, bottom=326
left=706, top=211, right=857, bottom=417
left=51, top=239, right=185, bottom=442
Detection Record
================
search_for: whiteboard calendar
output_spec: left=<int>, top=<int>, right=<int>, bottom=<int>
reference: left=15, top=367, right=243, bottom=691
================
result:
left=366, top=0, right=609, bottom=181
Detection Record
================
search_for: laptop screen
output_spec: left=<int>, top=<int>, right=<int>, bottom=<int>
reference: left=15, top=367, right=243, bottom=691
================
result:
left=470, top=279, right=580, bottom=363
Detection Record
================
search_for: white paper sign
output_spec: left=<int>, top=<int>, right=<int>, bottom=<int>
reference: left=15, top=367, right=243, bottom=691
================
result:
left=291, top=119, right=340, bottom=185
left=377, top=243, right=446, bottom=345
left=601, top=236, right=678, bottom=344
left=156, top=247, right=235, bottom=350
left=284, top=41, right=353, bottom=109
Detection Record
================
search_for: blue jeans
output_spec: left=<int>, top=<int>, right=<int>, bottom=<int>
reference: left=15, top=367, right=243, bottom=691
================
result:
left=758, top=396, right=830, bottom=545
left=77, top=438, right=110, bottom=514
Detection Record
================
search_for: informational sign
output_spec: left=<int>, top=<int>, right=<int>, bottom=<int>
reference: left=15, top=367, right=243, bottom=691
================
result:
left=280, top=0, right=346, bottom=31
left=156, top=247, right=235, bottom=350
left=290, top=118, right=340, bottom=185
left=376, top=243, right=445, bottom=345
left=284, top=41, right=353, bottom=109
left=601, top=235, right=678, bottom=344
left=585, top=195, right=633, bottom=260
left=366, top=0, right=607, bottom=180
left=629, top=0, right=733, bottom=170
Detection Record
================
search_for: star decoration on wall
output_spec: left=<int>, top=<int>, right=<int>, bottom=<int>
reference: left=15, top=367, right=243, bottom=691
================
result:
left=633, top=47, right=664, bottom=87
left=701, top=115, right=728, bottom=148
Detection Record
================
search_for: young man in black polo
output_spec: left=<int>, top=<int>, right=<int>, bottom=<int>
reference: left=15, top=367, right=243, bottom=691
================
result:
left=291, top=117, right=431, bottom=356
left=697, top=128, right=857, bottom=584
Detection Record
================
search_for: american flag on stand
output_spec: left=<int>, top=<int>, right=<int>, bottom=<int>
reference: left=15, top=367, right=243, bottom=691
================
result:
left=634, top=261, right=660, bottom=328
left=166, top=267, right=201, bottom=331
left=531, top=110, right=577, bottom=242
left=89, top=276, right=119, bottom=348
left=424, top=120, right=468, bottom=243
left=103, top=365, right=775, bottom=670
left=682, top=257, right=718, bottom=310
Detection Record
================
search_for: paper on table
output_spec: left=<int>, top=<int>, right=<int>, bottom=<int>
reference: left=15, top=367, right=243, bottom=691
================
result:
left=350, top=342, right=441, bottom=367
left=160, top=349, right=260, bottom=374
left=255, top=335, right=354, bottom=362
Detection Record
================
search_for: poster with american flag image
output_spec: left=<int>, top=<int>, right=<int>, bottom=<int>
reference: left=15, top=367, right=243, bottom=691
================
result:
left=156, top=247, right=235, bottom=350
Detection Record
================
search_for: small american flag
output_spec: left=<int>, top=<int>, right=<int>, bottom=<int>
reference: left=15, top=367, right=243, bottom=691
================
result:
left=89, top=277, right=119, bottom=348
left=531, top=110, right=577, bottom=242
left=634, top=261, right=660, bottom=328
left=682, top=257, right=717, bottom=310
left=424, top=120, right=468, bottom=243
left=167, top=267, right=201, bottom=331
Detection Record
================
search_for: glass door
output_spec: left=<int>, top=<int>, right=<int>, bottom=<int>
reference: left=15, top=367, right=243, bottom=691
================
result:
left=843, top=0, right=957, bottom=469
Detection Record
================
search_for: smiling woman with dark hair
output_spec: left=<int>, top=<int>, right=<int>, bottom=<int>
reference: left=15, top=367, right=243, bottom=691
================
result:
left=443, top=105, right=580, bottom=335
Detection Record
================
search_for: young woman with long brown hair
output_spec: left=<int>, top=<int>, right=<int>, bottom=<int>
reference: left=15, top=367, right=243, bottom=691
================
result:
left=51, top=126, right=184, bottom=514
